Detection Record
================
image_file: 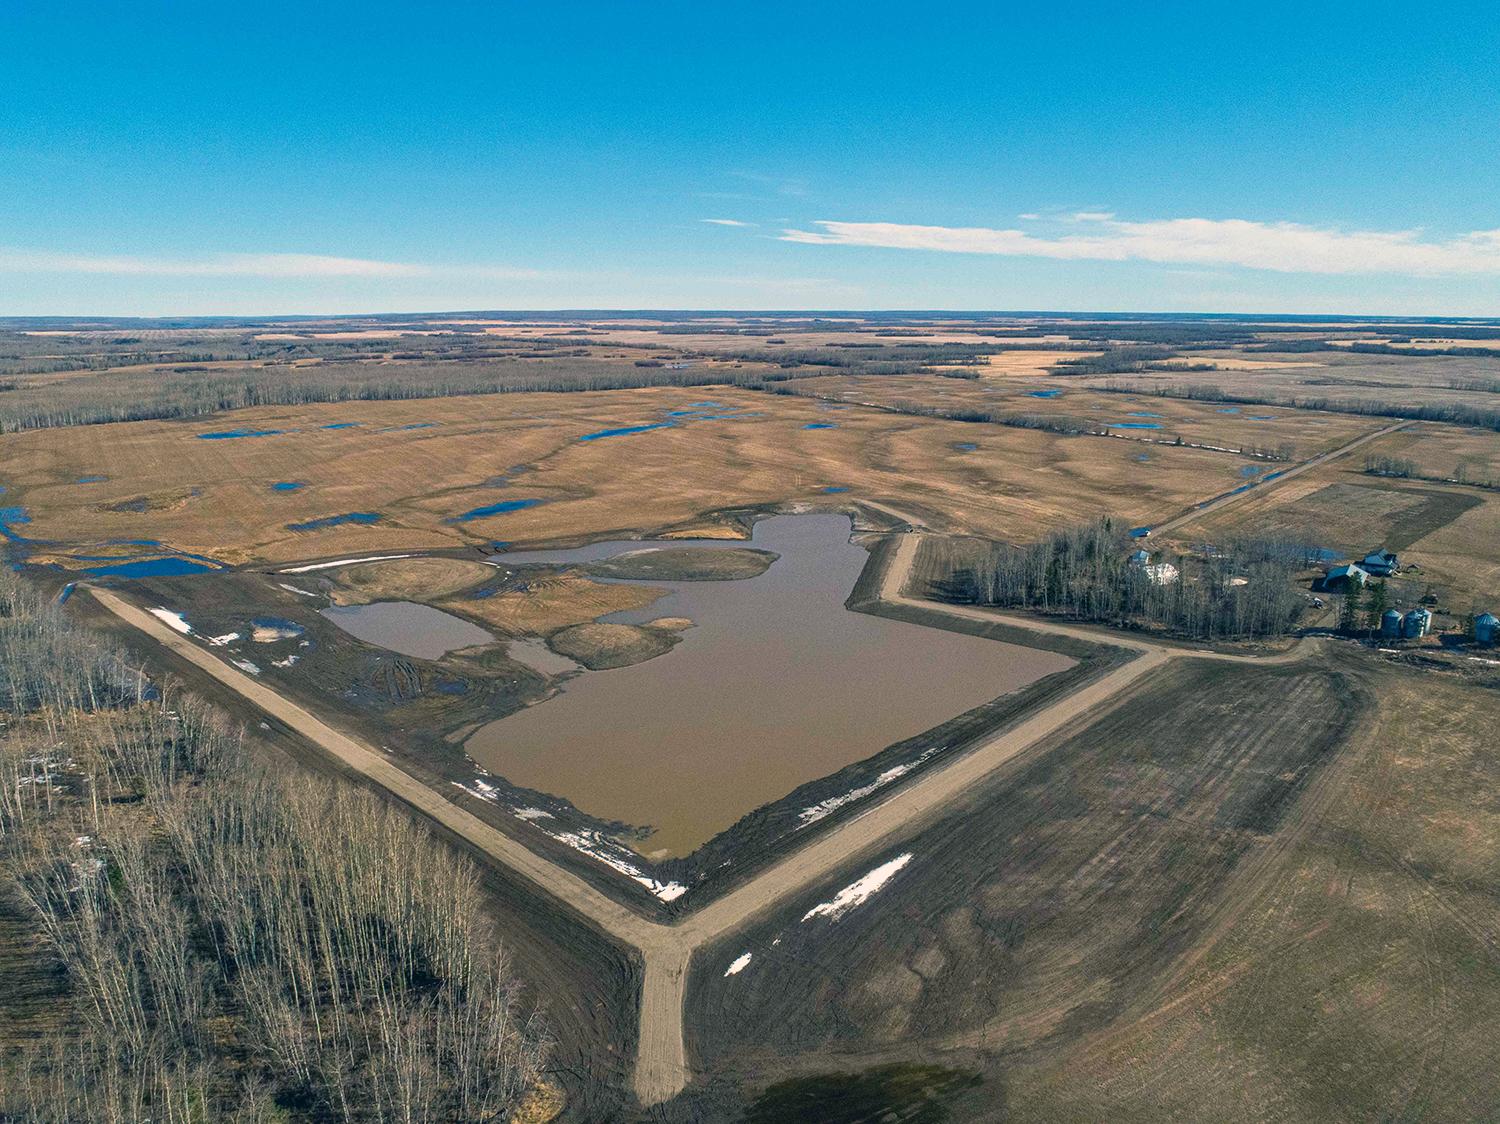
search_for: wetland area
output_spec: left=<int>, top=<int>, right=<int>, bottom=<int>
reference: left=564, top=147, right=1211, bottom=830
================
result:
left=467, top=514, right=1073, bottom=856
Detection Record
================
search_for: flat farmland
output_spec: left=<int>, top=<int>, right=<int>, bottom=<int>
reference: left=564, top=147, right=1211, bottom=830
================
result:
left=1007, top=660, right=1500, bottom=1122
left=682, top=657, right=1380, bottom=1115
left=1071, top=350, right=1500, bottom=416
left=1180, top=423, right=1500, bottom=598
left=0, top=385, right=1299, bottom=566
left=792, top=372, right=1384, bottom=458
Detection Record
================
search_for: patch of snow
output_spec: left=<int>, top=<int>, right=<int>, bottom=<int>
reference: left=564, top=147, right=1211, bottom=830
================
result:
left=453, top=779, right=501, bottom=802
left=724, top=952, right=753, bottom=977
left=230, top=659, right=261, bottom=675
left=802, top=853, right=913, bottom=923
left=797, top=749, right=942, bottom=827
left=278, top=583, right=319, bottom=597
left=280, top=554, right=412, bottom=574
left=550, top=829, right=689, bottom=901
left=271, top=655, right=300, bottom=668
left=206, top=632, right=240, bottom=646
left=450, top=780, right=688, bottom=901
left=149, top=608, right=193, bottom=634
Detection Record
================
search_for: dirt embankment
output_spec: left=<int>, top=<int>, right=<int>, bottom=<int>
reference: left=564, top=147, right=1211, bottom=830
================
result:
left=547, top=621, right=683, bottom=669
left=583, top=546, right=778, bottom=582
left=328, top=556, right=496, bottom=604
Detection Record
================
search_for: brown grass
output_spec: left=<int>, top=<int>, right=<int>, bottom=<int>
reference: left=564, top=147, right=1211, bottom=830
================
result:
left=328, top=557, right=496, bottom=604
left=442, top=574, right=663, bottom=637
left=1, top=385, right=1329, bottom=567
left=546, top=622, right=679, bottom=670
left=1183, top=423, right=1500, bottom=601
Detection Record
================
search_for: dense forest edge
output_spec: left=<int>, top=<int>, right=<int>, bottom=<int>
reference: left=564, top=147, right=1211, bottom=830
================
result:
left=937, top=518, right=1313, bottom=641
left=0, top=571, right=552, bottom=1122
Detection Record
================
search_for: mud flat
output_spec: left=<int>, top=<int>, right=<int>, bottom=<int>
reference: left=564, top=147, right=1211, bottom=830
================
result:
left=465, top=514, right=1074, bottom=857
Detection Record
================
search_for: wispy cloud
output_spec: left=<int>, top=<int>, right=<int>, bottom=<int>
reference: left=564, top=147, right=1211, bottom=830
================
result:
left=729, top=171, right=809, bottom=198
left=0, top=249, right=427, bottom=278
left=0, top=249, right=546, bottom=281
left=780, top=214, right=1500, bottom=276
left=701, top=218, right=755, bottom=227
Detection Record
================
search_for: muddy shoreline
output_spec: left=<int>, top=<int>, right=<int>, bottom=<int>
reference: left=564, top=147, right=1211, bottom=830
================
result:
left=93, top=507, right=1127, bottom=918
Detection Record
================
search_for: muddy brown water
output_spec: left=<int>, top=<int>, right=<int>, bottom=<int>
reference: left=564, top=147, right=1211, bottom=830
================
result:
left=466, top=514, right=1074, bottom=857
left=320, top=600, right=493, bottom=660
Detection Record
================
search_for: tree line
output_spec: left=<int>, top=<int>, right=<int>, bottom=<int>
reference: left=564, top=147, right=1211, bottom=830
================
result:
left=939, top=518, right=1310, bottom=641
left=1095, top=380, right=1500, bottom=433
left=1, top=572, right=550, bottom=1121
left=0, top=340, right=989, bottom=433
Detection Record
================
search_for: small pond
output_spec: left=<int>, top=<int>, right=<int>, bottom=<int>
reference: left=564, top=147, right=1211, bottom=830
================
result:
left=320, top=601, right=494, bottom=660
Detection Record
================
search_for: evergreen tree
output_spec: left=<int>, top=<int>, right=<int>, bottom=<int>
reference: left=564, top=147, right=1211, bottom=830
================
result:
left=1337, top=591, right=1360, bottom=634
left=1364, top=579, right=1390, bottom=633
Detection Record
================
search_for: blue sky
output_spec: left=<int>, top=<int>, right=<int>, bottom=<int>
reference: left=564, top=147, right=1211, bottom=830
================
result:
left=3, top=1, right=1499, bottom=316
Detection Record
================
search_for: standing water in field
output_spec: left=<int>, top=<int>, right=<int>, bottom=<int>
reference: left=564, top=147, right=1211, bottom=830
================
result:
left=466, top=514, right=1073, bottom=857
left=320, top=601, right=493, bottom=660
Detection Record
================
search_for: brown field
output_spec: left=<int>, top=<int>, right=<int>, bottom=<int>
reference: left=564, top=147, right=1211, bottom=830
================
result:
left=1010, top=660, right=1500, bottom=1122
left=1181, top=422, right=1500, bottom=600
left=792, top=372, right=1385, bottom=458
left=968, top=348, right=1101, bottom=373
left=1160, top=354, right=1327, bottom=370
left=1073, top=350, right=1500, bottom=415
left=0, top=385, right=1303, bottom=567
left=684, top=652, right=1500, bottom=1121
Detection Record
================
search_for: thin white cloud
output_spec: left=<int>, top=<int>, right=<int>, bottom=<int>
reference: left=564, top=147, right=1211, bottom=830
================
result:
left=729, top=171, right=809, bottom=198
left=701, top=218, right=755, bottom=227
left=780, top=216, right=1500, bottom=276
left=1016, top=213, right=1041, bottom=221
left=0, top=249, right=426, bottom=278
left=0, top=249, right=549, bottom=281
left=1069, top=211, right=1116, bottom=222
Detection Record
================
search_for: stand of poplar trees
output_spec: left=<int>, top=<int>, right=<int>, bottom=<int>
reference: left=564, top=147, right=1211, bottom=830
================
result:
left=1, top=573, right=550, bottom=1122
left=955, top=519, right=1309, bottom=642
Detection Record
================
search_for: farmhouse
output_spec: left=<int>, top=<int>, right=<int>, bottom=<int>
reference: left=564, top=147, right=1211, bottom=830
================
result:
left=1361, top=549, right=1400, bottom=577
left=1144, top=561, right=1179, bottom=585
left=1324, top=562, right=1369, bottom=591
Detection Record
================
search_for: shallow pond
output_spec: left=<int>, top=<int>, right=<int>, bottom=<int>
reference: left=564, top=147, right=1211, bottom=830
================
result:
left=320, top=601, right=493, bottom=660
left=466, top=514, right=1074, bottom=857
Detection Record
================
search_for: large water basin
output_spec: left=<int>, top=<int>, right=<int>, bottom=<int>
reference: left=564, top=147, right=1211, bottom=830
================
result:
left=467, top=514, right=1074, bottom=857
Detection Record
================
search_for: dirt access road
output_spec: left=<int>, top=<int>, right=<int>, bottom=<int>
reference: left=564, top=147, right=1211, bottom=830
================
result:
left=1146, top=419, right=1409, bottom=539
left=89, top=539, right=1317, bottom=1108
left=89, top=427, right=1363, bottom=1107
left=93, top=561, right=1169, bottom=1108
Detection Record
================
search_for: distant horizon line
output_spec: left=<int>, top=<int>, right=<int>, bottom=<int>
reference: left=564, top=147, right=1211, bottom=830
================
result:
left=5, top=308, right=1500, bottom=327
